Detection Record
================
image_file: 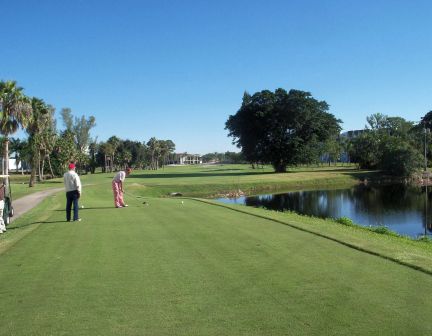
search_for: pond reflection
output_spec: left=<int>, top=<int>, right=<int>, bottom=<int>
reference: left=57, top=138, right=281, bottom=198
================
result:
left=216, top=184, right=432, bottom=238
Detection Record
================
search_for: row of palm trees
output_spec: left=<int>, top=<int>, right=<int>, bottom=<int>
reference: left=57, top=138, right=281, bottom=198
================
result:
left=0, top=80, right=59, bottom=186
left=0, top=80, right=32, bottom=176
left=1, top=80, right=178, bottom=183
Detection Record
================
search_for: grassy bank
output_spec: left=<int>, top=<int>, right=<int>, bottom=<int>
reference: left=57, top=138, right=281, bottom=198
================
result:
left=195, top=199, right=432, bottom=274
left=96, top=164, right=376, bottom=198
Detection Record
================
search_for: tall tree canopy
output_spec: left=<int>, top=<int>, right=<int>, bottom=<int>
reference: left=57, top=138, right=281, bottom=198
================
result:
left=26, top=97, right=54, bottom=186
left=350, top=113, right=422, bottom=176
left=225, top=89, right=342, bottom=172
left=421, top=110, right=432, bottom=130
left=61, top=107, right=96, bottom=152
left=0, top=80, right=32, bottom=174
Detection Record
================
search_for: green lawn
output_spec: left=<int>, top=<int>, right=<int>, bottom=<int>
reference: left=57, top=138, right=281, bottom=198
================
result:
left=9, top=164, right=375, bottom=200
left=125, top=164, right=376, bottom=197
left=9, top=174, right=63, bottom=200
left=1, top=165, right=431, bottom=335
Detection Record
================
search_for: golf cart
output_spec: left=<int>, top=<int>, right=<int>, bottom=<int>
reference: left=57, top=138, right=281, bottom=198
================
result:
left=0, top=175, right=14, bottom=226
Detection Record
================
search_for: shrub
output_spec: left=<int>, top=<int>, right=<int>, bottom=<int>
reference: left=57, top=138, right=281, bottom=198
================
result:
left=379, top=142, right=423, bottom=176
left=369, top=226, right=399, bottom=237
left=336, top=217, right=355, bottom=226
left=417, top=236, right=432, bottom=243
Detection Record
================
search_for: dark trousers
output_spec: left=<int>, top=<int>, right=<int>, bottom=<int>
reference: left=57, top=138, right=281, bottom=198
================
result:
left=66, top=190, right=80, bottom=221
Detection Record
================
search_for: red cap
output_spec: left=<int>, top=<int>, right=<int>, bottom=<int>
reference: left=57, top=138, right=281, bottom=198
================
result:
left=69, top=163, right=75, bottom=170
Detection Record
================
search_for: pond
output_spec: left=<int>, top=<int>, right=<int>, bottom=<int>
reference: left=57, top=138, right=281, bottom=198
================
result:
left=216, top=184, right=432, bottom=238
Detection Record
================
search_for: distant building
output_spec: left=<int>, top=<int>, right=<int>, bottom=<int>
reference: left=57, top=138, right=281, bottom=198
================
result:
left=1, top=154, right=30, bottom=174
left=339, top=129, right=366, bottom=163
left=340, top=129, right=365, bottom=139
left=168, top=153, right=202, bottom=165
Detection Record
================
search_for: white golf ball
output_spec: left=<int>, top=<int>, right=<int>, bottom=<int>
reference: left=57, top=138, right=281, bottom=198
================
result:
left=181, top=201, right=184, bottom=204
left=81, top=205, right=85, bottom=208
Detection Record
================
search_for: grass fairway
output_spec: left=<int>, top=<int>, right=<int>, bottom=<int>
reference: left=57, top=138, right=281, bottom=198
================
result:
left=1, top=165, right=432, bottom=335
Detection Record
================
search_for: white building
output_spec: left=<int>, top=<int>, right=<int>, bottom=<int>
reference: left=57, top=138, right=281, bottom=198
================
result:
left=168, top=153, right=202, bottom=165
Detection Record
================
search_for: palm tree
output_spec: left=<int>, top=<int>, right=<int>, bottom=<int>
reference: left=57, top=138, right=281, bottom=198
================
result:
left=107, top=136, right=121, bottom=170
left=0, top=81, right=32, bottom=175
left=9, top=138, right=25, bottom=173
left=147, top=137, right=160, bottom=170
left=27, top=97, right=51, bottom=186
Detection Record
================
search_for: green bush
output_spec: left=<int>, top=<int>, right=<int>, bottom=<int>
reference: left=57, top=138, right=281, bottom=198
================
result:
left=379, top=142, right=423, bottom=177
left=369, top=226, right=400, bottom=237
left=336, top=217, right=355, bottom=226
left=417, top=236, right=432, bottom=243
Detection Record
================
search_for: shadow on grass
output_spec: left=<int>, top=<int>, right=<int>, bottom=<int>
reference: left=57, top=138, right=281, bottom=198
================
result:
left=53, top=207, right=118, bottom=211
left=128, top=169, right=379, bottom=180
left=42, top=180, right=63, bottom=184
left=128, top=171, right=276, bottom=179
left=101, top=168, right=380, bottom=186
left=198, top=168, right=244, bottom=172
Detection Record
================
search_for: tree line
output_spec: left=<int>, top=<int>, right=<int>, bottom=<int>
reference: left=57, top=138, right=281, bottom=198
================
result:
left=0, top=80, right=176, bottom=186
left=226, top=88, right=430, bottom=176
left=201, top=152, right=245, bottom=164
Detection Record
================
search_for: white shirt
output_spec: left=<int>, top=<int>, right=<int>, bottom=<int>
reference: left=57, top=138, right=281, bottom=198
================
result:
left=113, top=171, right=126, bottom=183
left=63, top=170, right=82, bottom=194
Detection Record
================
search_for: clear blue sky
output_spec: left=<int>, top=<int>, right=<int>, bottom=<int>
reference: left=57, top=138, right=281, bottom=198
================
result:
left=1, top=0, right=431, bottom=154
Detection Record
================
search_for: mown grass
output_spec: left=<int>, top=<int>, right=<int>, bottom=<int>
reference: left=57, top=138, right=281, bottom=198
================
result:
left=88, top=164, right=375, bottom=198
left=10, top=164, right=376, bottom=199
left=1, top=164, right=431, bottom=335
left=8, top=174, right=64, bottom=200
left=195, top=199, right=432, bottom=274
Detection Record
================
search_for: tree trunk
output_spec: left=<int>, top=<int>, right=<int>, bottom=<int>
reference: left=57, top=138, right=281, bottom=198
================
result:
left=273, top=161, right=287, bottom=173
left=41, top=156, right=46, bottom=180
left=38, top=158, right=42, bottom=181
left=29, top=153, right=38, bottom=187
left=4, top=137, right=9, bottom=176
left=47, top=155, right=55, bottom=178
left=15, top=153, right=19, bottom=173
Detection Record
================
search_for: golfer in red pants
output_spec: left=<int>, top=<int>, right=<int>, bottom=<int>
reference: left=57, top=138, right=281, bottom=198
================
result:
left=112, top=167, right=132, bottom=208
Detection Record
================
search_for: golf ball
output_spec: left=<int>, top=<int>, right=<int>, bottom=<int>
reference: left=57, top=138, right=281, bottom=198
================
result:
left=81, top=205, right=85, bottom=208
left=181, top=201, right=184, bottom=204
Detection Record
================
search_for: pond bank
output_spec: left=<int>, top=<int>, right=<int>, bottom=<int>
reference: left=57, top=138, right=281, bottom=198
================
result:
left=195, top=198, right=432, bottom=274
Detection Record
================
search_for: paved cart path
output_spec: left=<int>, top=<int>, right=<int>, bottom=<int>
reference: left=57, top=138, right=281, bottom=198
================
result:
left=11, top=188, right=63, bottom=222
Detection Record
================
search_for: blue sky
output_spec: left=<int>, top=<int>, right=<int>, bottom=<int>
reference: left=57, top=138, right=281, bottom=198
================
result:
left=1, top=0, right=431, bottom=154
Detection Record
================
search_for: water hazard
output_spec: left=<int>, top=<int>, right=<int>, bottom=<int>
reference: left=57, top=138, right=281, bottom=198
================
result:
left=216, top=184, right=432, bottom=238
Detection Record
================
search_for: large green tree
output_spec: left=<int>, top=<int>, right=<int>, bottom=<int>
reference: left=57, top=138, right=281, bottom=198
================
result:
left=107, top=136, right=121, bottom=170
left=350, top=113, right=422, bottom=176
left=50, top=130, right=79, bottom=175
left=122, top=140, right=147, bottom=168
left=61, top=107, right=96, bottom=170
left=95, top=141, right=115, bottom=172
left=226, top=89, right=342, bottom=172
left=159, top=140, right=176, bottom=168
left=147, top=137, right=161, bottom=170
left=0, top=80, right=32, bottom=175
left=421, top=110, right=432, bottom=130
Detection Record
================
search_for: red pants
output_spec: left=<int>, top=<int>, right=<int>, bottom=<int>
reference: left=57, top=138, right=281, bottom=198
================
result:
left=112, top=180, right=125, bottom=207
